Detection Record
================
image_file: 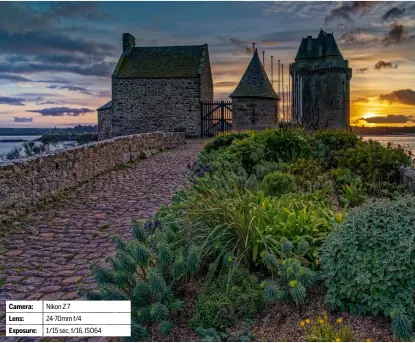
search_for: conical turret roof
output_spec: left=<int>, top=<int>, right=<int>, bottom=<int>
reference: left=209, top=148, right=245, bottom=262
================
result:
left=230, top=49, right=279, bottom=99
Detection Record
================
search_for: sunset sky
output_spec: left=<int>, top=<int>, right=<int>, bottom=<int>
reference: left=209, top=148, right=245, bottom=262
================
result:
left=0, top=1, right=414, bottom=128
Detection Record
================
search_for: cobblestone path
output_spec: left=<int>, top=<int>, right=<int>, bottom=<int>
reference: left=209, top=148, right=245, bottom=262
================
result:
left=0, top=140, right=203, bottom=339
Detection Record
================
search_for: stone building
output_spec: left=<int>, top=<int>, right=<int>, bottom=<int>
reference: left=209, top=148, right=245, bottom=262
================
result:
left=290, top=29, right=352, bottom=130
left=230, top=49, right=280, bottom=130
left=97, top=33, right=213, bottom=140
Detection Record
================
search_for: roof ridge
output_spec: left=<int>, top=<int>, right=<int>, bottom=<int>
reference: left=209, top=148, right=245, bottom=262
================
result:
left=230, top=49, right=279, bottom=99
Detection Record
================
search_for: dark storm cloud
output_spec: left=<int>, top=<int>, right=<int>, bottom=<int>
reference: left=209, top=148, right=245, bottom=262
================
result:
left=0, top=61, right=114, bottom=77
left=0, top=2, right=108, bottom=34
left=356, top=68, right=368, bottom=73
left=0, top=74, right=33, bottom=82
left=359, top=114, right=415, bottom=124
left=47, top=85, right=94, bottom=95
left=0, top=30, right=116, bottom=57
left=378, top=89, right=415, bottom=105
left=374, top=61, right=398, bottom=70
left=0, top=73, right=72, bottom=84
left=47, top=2, right=109, bottom=21
left=214, top=82, right=238, bottom=88
left=26, top=107, right=94, bottom=117
left=14, top=117, right=33, bottom=123
left=0, top=3, right=116, bottom=80
left=353, top=97, right=369, bottom=103
left=0, top=96, right=26, bottom=106
left=382, top=22, right=415, bottom=46
left=339, top=28, right=379, bottom=44
left=325, top=1, right=378, bottom=23
left=382, top=7, right=406, bottom=21
left=216, top=37, right=253, bottom=55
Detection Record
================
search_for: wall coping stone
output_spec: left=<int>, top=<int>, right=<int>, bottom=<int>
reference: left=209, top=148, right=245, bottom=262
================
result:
left=0, top=131, right=185, bottom=223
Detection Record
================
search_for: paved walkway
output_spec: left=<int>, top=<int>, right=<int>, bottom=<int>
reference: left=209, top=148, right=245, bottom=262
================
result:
left=0, top=140, right=203, bottom=338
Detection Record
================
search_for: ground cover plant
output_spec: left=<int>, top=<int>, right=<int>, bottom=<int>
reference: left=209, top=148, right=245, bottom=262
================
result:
left=90, top=128, right=413, bottom=341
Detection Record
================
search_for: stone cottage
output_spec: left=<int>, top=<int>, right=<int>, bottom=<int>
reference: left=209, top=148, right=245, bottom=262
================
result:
left=98, top=33, right=213, bottom=140
left=230, top=49, right=280, bottom=130
left=290, top=29, right=352, bottom=130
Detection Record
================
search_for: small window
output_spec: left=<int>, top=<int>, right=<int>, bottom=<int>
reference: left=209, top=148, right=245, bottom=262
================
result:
left=324, top=79, right=326, bottom=85
left=330, top=100, right=333, bottom=107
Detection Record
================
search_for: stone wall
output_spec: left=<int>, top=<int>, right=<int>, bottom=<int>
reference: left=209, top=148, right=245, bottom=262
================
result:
left=97, top=106, right=112, bottom=140
left=0, top=131, right=185, bottom=222
left=111, top=77, right=204, bottom=138
left=291, top=59, right=352, bottom=130
left=232, top=97, right=279, bottom=130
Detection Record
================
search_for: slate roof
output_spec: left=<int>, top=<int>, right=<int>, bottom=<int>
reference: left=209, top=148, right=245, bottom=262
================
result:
left=97, top=100, right=112, bottom=111
left=230, top=49, right=279, bottom=99
left=113, top=45, right=207, bottom=78
left=295, top=29, right=343, bottom=60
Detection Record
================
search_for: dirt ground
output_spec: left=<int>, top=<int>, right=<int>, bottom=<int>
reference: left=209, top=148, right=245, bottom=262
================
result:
left=151, top=282, right=395, bottom=342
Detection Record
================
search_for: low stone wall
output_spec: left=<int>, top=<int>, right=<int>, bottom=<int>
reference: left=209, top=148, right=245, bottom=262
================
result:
left=0, top=131, right=185, bottom=222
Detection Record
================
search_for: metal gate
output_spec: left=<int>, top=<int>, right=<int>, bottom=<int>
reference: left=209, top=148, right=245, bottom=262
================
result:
left=200, top=101, right=232, bottom=138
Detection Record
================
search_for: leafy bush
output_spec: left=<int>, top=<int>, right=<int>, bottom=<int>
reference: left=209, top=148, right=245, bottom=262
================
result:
left=301, top=313, right=357, bottom=342
left=336, top=140, right=411, bottom=197
left=256, top=129, right=311, bottom=163
left=312, top=130, right=360, bottom=168
left=262, top=258, right=316, bottom=305
left=203, top=131, right=250, bottom=153
left=176, top=175, right=339, bottom=277
left=319, top=196, right=415, bottom=339
left=196, top=320, right=256, bottom=342
left=191, top=269, right=264, bottom=330
left=84, top=220, right=201, bottom=341
left=331, top=168, right=365, bottom=207
left=253, top=161, right=287, bottom=179
left=261, top=171, right=296, bottom=196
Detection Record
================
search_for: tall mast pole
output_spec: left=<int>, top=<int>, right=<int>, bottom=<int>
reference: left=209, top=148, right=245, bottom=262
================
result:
left=282, top=63, right=285, bottom=119
left=277, top=60, right=281, bottom=96
left=252, top=42, right=255, bottom=55
left=287, top=63, right=292, bottom=121
left=262, top=51, right=265, bottom=67
left=271, top=56, right=274, bottom=89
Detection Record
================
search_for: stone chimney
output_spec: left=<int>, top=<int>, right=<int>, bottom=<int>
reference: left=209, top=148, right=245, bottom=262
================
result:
left=123, top=33, right=135, bottom=53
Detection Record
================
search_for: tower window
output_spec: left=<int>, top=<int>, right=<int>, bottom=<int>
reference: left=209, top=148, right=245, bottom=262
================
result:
left=330, top=100, right=333, bottom=107
left=324, top=79, right=326, bottom=85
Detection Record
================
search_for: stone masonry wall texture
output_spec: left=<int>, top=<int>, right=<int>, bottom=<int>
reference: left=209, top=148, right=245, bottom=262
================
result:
left=233, top=97, right=278, bottom=130
left=111, top=78, right=201, bottom=137
left=97, top=106, right=112, bottom=140
left=0, top=131, right=185, bottom=222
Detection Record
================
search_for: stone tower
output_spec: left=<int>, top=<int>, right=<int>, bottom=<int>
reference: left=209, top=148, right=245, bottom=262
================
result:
left=230, top=49, right=280, bottom=130
left=290, top=29, right=352, bottom=130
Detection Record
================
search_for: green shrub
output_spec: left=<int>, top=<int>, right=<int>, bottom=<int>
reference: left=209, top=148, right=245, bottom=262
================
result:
left=191, top=269, right=264, bottom=330
left=176, top=177, right=339, bottom=276
left=263, top=258, right=316, bottom=305
left=261, top=172, right=296, bottom=196
left=253, top=161, right=287, bottom=179
left=319, top=196, right=415, bottom=339
left=83, top=220, right=200, bottom=341
left=312, top=130, right=360, bottom=168
left=203, top=131, right=250, bottom=153
left=331, top=168, right=365, bottom=207
left=256, top=129, right=311, bottom=162
left=335, top=140, right=411, bottom=197
left=196, top=320, right=256, bottom=342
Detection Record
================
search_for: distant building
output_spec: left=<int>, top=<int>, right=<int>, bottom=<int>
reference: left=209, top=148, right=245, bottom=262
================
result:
left=97, top=33, right=213, bottom=140
left=290, top=29, right=352, bottom=130
left=230, top=49, right=280, bottom=130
